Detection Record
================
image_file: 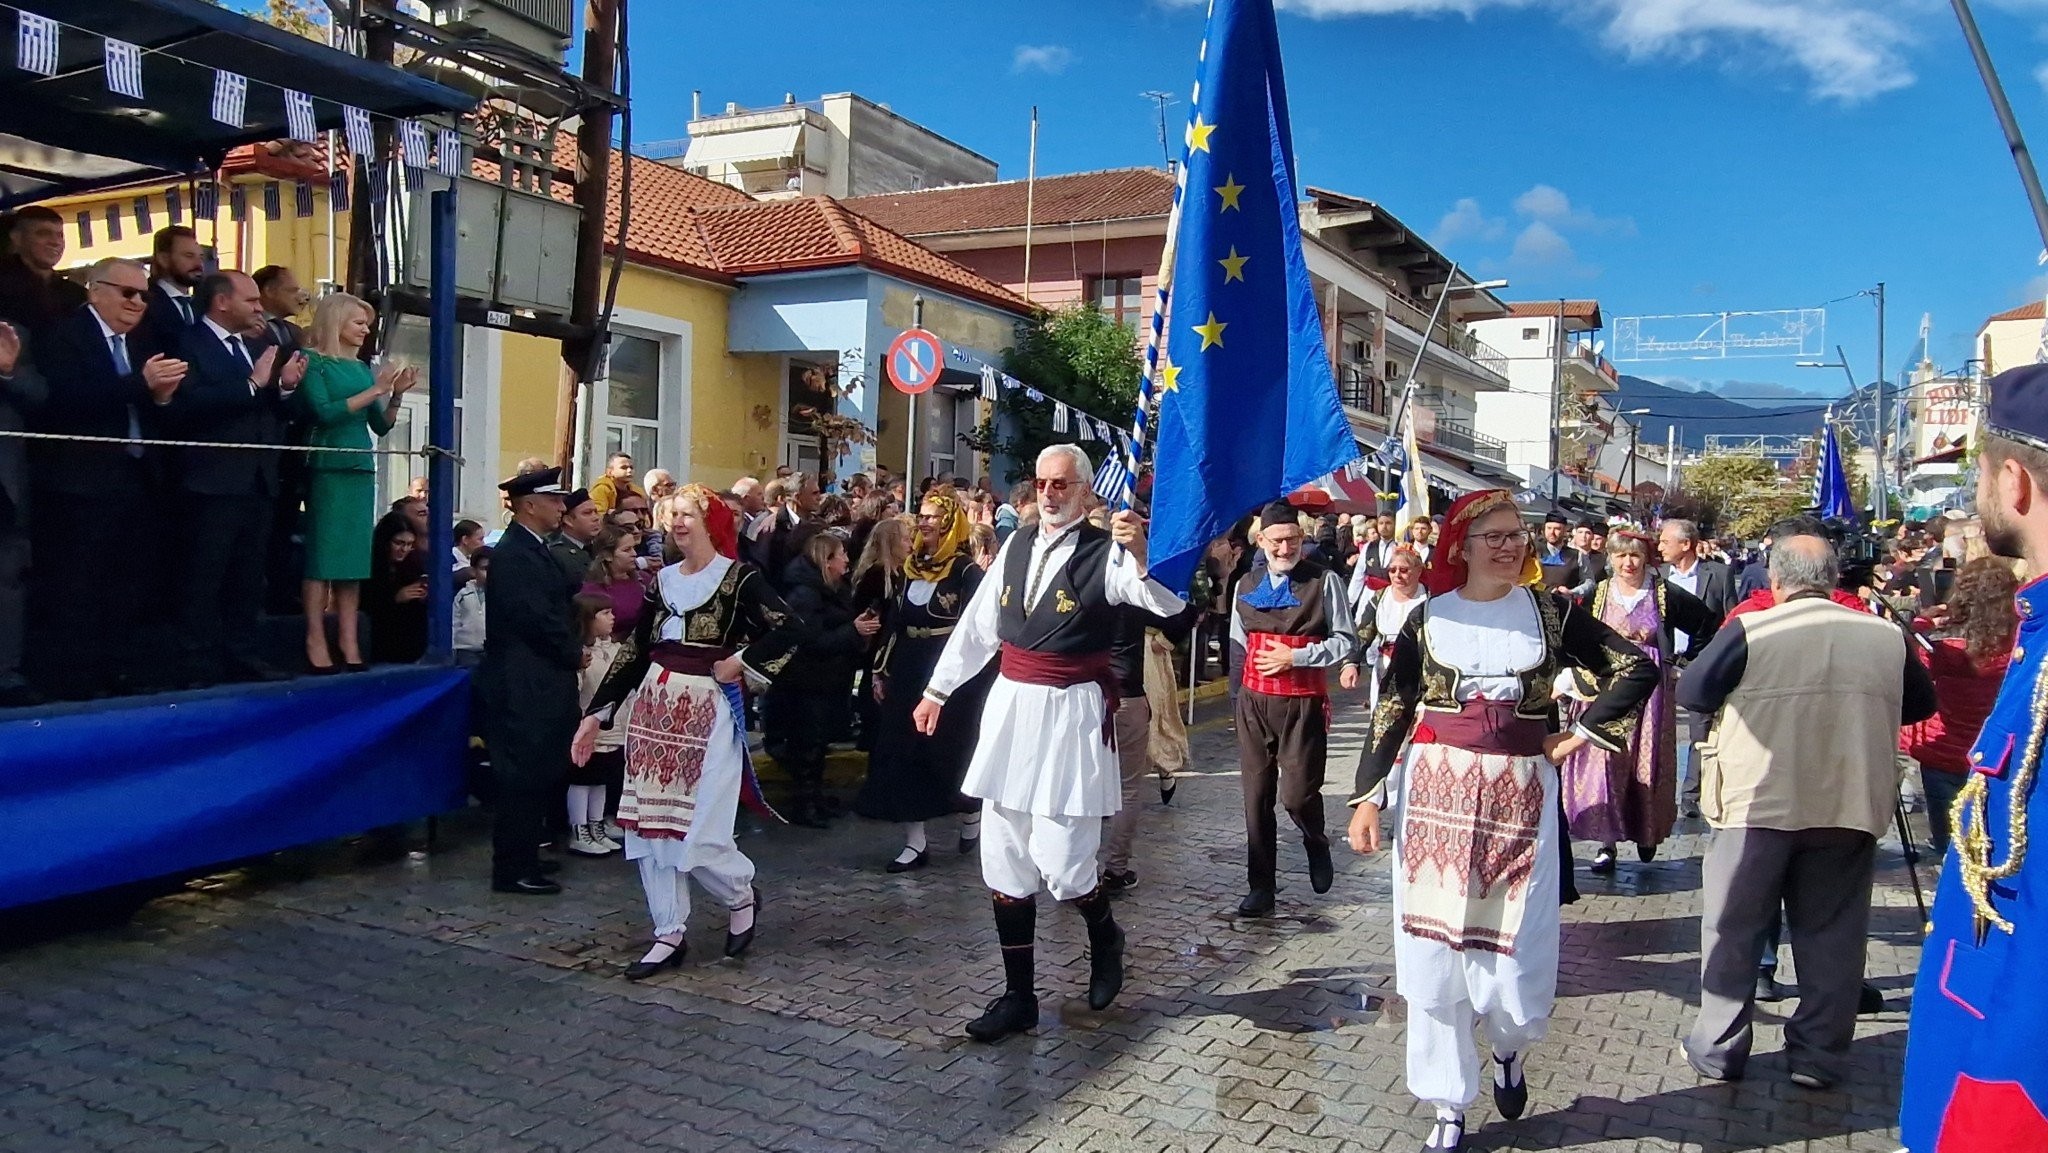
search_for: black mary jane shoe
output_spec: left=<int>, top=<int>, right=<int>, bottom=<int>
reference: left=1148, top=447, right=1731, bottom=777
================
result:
left=1422, top=1113, right=1465, bottom=1151
left=1493, top=1052, right=1529, bottom=1120
left=724, top=887, right=762, bottom=959
left=964, top=991, right=1039, bottom=1043
left=623, top=939, right=687, bottom=981
left=885, top=847, right=929, bottom=874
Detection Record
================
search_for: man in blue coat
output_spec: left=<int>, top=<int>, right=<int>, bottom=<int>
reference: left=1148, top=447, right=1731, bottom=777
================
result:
left=1900, top=363, right=2048, bottom=1152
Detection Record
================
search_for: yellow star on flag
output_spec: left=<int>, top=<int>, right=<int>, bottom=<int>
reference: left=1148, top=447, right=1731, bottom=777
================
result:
left=1192, top=312, right=1227, bottom=351
left=1158, top=363, right=1183, bottom=393
left=1218, top=246, right=1248, bottom=283
left=1185, top=113, right=1216, bottom=154
left=1214, top=174, right=1244, bottom=212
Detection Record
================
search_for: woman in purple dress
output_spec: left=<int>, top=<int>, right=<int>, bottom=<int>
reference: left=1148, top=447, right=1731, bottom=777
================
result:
left=1559, top=531, right=1720, bottom=871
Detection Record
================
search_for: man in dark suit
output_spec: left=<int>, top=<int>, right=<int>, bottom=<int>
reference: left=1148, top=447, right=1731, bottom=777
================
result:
left=763, top=470, right=822, bottom=586
left=0, top=206, right=86, bottom=342
left=1659, top=517, right=1737, bottom=819
left=0, top=318, right=47, bottom=707
left=479, top=468, right=581, bottom=895
left=136, top=226, right=206, bottom=360
left=28, top=258, right=187, bottom=699
left=168, top=270, right=303, bottom=685
left=548, top=488, right=603, bottom=581
left=1536, top=510, right=1582, bottom=591
left=252, top=264, right=310, bottom=615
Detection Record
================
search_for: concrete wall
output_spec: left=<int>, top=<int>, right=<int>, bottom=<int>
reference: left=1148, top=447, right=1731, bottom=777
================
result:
left=1471, top=315, right=1559, bottom=478
left=946, top=237, right=1162, bottom=328
left=832, top=95, right=997, bottom=197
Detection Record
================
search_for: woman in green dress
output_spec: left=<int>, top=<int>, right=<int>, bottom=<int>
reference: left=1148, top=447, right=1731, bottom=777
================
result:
left=298, top=292, right=415, bottom=672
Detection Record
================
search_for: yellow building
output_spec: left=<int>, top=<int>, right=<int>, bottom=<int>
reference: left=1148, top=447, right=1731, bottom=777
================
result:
left=41, top=143, right=1028, bottom=519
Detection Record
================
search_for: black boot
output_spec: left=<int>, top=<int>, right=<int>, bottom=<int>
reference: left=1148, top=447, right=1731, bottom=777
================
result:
left=968, top=893, right=1039, bottom=1042
left=1073, top=886, right=1125, bottom=1011
left=1306, top=840, right=1334, bottom=894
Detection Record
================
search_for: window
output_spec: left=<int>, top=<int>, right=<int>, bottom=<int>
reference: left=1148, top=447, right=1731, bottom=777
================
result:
left=1522, top=326, right=1542, bottom=341
left=597, top=334, right=662, bottom=475
left=1089, top=274, right=1144, bottom=327
left=377, top=313, right=463, bottom=510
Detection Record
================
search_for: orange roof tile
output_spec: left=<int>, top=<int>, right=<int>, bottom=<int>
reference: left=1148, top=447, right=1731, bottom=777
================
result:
left=1988, top=300, right=2045, bottom=323
left=842, top=167, right=1175, bottom=237
left=1506, top=300, right=1604, bottom=328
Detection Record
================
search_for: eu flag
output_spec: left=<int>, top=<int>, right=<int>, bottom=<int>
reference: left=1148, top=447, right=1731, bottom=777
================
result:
left=1145, top=0, right=1356, bottom=592
left=1815, top=417, right=1855, bottom=521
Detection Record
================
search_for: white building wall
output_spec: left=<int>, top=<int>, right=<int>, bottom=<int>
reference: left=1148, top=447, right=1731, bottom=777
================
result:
left=1472, top=315, right=1558, bottom=481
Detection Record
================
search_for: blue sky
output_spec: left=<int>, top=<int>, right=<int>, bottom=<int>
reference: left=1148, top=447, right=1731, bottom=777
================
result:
left=627, top=1, right=2048, bottom=403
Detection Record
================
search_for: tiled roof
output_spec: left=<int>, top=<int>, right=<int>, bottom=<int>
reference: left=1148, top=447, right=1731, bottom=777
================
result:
left=1988, top=300, right=2044, bottom=323
left=842, top=167, right=1175, bottom=237
left=1506, top=300, right=1604, bottom=327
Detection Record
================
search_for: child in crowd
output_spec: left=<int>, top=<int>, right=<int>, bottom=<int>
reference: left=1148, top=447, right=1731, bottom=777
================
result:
left=452, top=547, right=490, bottom=667
left=569, top=593, right=625, bottom=856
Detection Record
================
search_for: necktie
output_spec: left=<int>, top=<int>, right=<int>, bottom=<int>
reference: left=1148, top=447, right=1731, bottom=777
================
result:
left=227, top=334, right=251, bottom=372
left=173, top=295, right=192, bottom=325
left=110, top=335, right=142, bottom=459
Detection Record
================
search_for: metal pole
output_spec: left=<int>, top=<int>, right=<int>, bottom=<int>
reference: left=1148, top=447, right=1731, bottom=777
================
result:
left=907, top=295, right=923, bottom=481
left=1185, top=632, right=1198, bottom=726
left=1022, top=108, right=1037, bottom=304
left=1875, top=281, right=1888, bottom=521
left=425, top=187, right=458, bottom=661
left=1548, top=300, right=1564, bottom=504
left=1950, top=0, right=2048, bottom=251
left=1385, top=263, right=1461, bottom=440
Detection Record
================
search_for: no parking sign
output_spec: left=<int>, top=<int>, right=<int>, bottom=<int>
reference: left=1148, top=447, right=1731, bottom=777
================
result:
left=886, top=328, right=943, bottom=395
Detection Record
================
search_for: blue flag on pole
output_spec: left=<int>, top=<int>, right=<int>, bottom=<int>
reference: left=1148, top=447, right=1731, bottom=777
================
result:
left=1146, top=0, right=1356, bottom=592
left=1815, top=417, right=1855, bottom=521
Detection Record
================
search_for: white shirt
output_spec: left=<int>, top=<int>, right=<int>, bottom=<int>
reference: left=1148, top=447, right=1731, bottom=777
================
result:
left=1668, top=558, right=1700, bottom=651
left=923, top=521, right=1184, bottom=702
left=200, top=316, right=260, bottom=395
left=156, top=278, right=194, bottom=324
left=1423, top=588, right=1545, bottom=702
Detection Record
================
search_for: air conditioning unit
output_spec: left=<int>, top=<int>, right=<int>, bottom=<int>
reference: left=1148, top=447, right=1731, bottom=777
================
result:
left=426, top=0, right=573, bottom=62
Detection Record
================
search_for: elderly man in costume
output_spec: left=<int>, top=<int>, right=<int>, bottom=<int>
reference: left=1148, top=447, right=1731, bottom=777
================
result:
left=1900, top=364, right=2048, bottom=1152
left=1230, top=500, right=1360, bottom=917
left=913, top=443, right=1186, bottom=1043
left=1348, top=489, right=1655, bottom=1151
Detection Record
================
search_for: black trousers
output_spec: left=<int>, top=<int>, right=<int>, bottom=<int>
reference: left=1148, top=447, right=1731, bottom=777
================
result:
left=30, top=475, right=160, bottom=696
left=177, top=492, right=272, bottom=681
left=490, top=775, right=551, bottom=885
left=0, top=493, right=26, bottom=694
left=1235, top=690, right=1330, bottom=890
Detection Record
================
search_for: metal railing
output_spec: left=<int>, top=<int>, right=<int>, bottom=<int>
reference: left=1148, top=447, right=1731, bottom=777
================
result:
left=1382, top=293, right=1510, bottom=384
left=1338, top=363, right=1388, bottom=416
left=1429, top=416, right=1508, bottom=463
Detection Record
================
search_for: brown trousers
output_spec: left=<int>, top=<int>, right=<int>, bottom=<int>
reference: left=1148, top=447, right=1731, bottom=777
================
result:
left=1236, top=689, right=1329, bottom=890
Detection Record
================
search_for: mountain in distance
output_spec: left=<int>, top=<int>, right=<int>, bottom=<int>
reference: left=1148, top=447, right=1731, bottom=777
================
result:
left=1611, top=376, right=1834, bottom=451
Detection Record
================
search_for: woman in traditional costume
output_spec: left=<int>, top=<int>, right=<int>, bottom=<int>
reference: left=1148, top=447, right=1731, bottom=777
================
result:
left=1346, top=489, right=1655, bottom=1152
left=574, top=484, right=806, bottom=980
left=855, top=486, right=994, bottom=870
left=1342, top=545, right=1429, bottom=712
left=1558, top=531, right=1718, bottom=871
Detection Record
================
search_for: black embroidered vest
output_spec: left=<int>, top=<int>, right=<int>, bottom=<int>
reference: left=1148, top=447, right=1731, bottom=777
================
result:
left=997, top=523, right=1117, bottom=654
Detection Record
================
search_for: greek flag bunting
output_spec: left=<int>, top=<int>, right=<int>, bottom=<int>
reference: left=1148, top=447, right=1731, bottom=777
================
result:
left=211, top=70, right=247, bottom=127
left=284, top=89, right=317, bottom=144
left=979, top=365, right=998, bottom=401
left=1052, top=402, right=1070, bottom=434
left=329, top=168, right=350, bottom=213
left=16, top=13, right=57, bottom=77
left=105, top=38, right=144, bottom=99
left=436, top=128, right=463, bottom=177
left=1144, top=0, right=1356, bottom=591
left=399, top=120, right=429, bottom=170
left=343, top=106, right=373, bottom=157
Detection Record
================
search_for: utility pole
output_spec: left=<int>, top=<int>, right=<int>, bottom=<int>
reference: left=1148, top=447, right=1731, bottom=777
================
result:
left=554, top=0, right=620, bottom=477
left=1548, top=300, right=1565, bottom=504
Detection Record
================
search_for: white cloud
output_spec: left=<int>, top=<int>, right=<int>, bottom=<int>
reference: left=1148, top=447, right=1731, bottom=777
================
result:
left=1511, top=183, right=1636, bottom=236
left=1507, top=220, right=1599, bottom=278
left=1011, top=44, right=1075, bottom=74
left=1431, top=197, right=1507, bottom=245
left=1158, top=0, right=1921, bottom=102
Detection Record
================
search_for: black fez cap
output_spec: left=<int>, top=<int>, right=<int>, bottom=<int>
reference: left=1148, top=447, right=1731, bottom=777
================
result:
left=1579, top=517, right=1606, bottom=532
left=562, top=488, right=594, bottom=512
left=1987, top=364, right=2048, bottom=452
left=1543, top=510, right=1569, bottom=526
left=1259, top=499, right=1299, bottom=528
left=499, top=467, right=566, bottom=498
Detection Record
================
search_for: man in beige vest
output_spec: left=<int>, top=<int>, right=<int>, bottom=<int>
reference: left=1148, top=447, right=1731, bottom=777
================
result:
left=1675, top=529, right=1936, bottom=1089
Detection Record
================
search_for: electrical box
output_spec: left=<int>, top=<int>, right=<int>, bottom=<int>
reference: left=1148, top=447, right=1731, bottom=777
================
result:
left=425, top=0, right=573, bottom=63
left=401, top=172, right=578, bottom=317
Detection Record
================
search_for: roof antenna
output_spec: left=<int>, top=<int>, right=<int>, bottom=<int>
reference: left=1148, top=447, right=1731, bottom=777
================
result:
left=1142, top=91, right=1175, bottom=174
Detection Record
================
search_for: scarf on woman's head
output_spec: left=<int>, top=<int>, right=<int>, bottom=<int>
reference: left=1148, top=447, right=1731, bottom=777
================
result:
left=1422, top=489, right=1542, bottom=597
left=903, top=485, right=972, bottom=582
left=677, top=483, right=738, bottom=560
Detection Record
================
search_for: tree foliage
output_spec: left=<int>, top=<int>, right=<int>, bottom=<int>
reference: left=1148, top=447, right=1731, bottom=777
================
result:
left=969, top=305, right=1143, bottom=484
left=1678, top=453, right=1810, bottom=540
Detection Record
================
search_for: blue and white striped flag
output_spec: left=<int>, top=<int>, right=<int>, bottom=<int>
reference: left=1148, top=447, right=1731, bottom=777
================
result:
left=436, top=127, right=463, bottom=177
left=1076, top=415, right=1096, bottom=442
left=211, top=70, right=247, bottom=127
left=1092, top=451, right=1132, bottom=503
left=16, top=13, right=57, bottom=77
left=1052, top=402, right=1070, bottom=434
left=343, top=105, right=373, bottom=157
left=979, top=365, right=998, bottom=401
left=105, top=38, right=143, bottom=99
left=398, top=120, right=428, bottom=170
left=284, top=89, right=317, bottom=144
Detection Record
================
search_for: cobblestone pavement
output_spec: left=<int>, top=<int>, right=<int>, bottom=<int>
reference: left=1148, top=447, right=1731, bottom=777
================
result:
left=0, top=697, right=1929, bottom=1152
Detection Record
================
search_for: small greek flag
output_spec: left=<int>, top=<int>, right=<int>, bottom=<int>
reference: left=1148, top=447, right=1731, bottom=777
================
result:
left=103, top=205, right=121, bottom=243
left=105, top=38, right=144, bottom=99
left=165, top=186, right=182, bottom=224
left=195, top=180, right=218, bottom=217
left=16, top=13, right=57, bottom=77
left=979, top=365, right=998, bottom=401
left=1052, top=402, right=1070, bottom=434
left=295, top=180, right=315, bottom=218
left=229, top=183, right=247, bottom=222
left=262, top=181, right=281, bottom=221
left=399, top=119, right=428, bottom=170
left=343, top=105, right=373, bottom=157
left=211, top=69, right=247, bottom=127
left=284, top=89, right=317, bottom=144
left=132, top=196, right=151, bottom=232
left=329, top=168, right=350, bottom=212
left=436, top=127, right=463, bottom=177
left=74, top=211, right=92, bottom=248
left=403, top=163, right=423, bottom=193
left=1092, top=451, right=1132, bottom=503
left=1076, top=415, right=1096, bottom=442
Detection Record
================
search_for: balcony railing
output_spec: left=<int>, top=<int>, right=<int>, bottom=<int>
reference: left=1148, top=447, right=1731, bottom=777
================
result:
left=1429, top=417, right=1508, bottom=463
left=1382, top=293, right=1510, bottom=384
left=1338, top=363, right=1388, bottom=417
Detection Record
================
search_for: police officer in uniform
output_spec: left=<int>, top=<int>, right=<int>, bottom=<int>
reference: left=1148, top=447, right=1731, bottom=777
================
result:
left=479, top=468, right=582, bottom=896
left=1900, top=364, right=2048, bottom=1151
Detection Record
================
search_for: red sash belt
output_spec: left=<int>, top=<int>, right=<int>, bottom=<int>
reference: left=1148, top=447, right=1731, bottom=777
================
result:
left=650, top=643, right=734, bottom=678
left=998, top=642, right=1118, bottom=746
left=1241, top=632, right=1328, bottom=697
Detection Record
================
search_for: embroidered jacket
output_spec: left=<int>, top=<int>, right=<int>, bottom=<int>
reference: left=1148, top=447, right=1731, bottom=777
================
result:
left=584, top=557, right=807, bottom=722
left=1352, top=587, right=1657, bottom=805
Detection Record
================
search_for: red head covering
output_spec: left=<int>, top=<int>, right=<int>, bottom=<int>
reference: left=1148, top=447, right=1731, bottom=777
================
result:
left=677, top=483, right=739, bottom=560
left=1421, top=489, right=1541, bottom=597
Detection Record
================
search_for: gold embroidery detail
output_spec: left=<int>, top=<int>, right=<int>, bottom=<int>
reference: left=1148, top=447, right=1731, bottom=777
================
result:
left=1002, top=585, right=1012, bottom=608
left=1054, top=589, right=1077, bottom=614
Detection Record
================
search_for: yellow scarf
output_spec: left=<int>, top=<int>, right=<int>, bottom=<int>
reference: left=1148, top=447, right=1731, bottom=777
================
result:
left=903, top=486, right=972, bottom=582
